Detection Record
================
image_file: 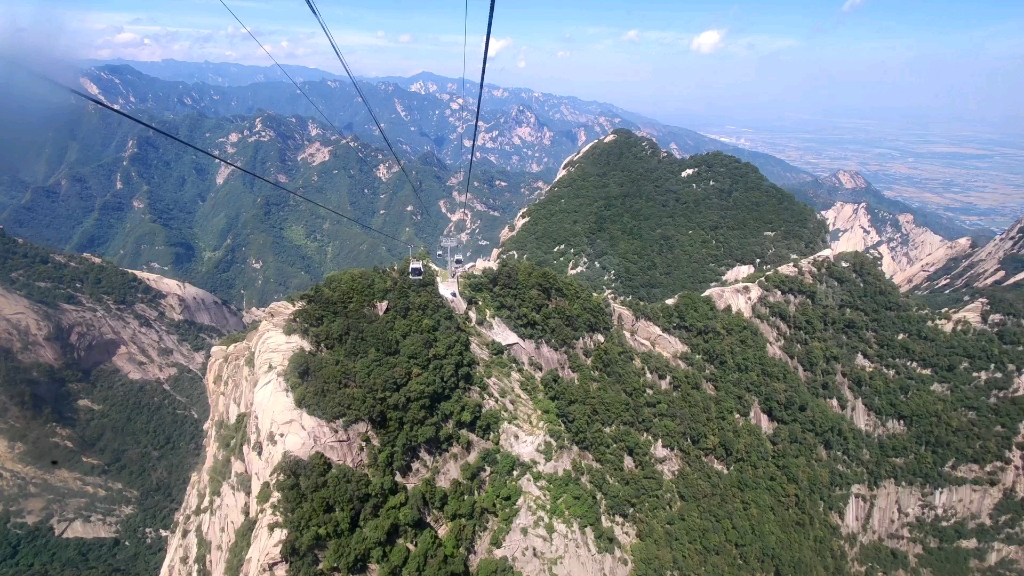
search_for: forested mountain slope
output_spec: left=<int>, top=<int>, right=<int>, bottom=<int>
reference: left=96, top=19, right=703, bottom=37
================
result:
left=79, top=64, right=813, bottom=186
left=501, top=130, right=828, bottom=300
left=0, top=88, right=541, bottom=307
left=166, top=245, right=1024, bottom=575
left=0, top=229, right=240, bottom=575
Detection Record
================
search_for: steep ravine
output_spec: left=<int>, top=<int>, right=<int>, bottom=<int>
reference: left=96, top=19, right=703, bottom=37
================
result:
left=0, top=233, right=244, bottom=552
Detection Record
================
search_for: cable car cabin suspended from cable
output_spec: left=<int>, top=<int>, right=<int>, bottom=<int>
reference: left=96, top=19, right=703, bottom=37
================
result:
left=436, top=249, right=444, bottom=258
left=453, top=253, right=464, bottom=266
left=409, top=259, right=424, bottom=280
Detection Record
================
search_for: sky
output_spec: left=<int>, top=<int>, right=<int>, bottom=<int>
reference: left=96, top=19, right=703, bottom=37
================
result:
left=2, top=0, right=1023, bottom=131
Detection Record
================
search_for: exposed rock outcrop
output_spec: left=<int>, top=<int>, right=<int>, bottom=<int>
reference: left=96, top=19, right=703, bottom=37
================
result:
left=0, top=286, right=203, bottom=381
left=843, top=427, right=1024, bottom=564
left=611, top=303, right=687, bottom=364
left=748, top=399, right=777, bottom=435
left=722, top=264, right=756, bottom=283
left=479, top=316, right=576, bottom=378
left=499, top=207, right=532, bottom=244
left=160, top=302, right=369, bottom=576
left=484, top=475, right=632, bottom=576
left=827, top=370, right=905, bottom=436
left=930, top=215, right=1024, bottom=291
left=823, top=202, right=972, bottom=291
left=0, top=287, right=63, bottom=365
left=470, top=317, right=635, bottom=575
left=940, top=298, right=988, bottom=332
left=131, top=270, right=245, bottom=332
left=703, top=283, right=764, bottom=318
left=651, top=439, right=682, bottom=479
left=822, top=169, right=869, bottom=190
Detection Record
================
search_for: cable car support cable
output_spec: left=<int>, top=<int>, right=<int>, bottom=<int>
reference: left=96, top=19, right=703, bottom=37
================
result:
left=457, top=0, right=469, bottom=179
left=303, top=0, right=432, bottom=219
left=456, top=0, right=497, bottom=246
left=217, top=0, right=407, bottom=222
left=54, top=81, right=411, bottom=248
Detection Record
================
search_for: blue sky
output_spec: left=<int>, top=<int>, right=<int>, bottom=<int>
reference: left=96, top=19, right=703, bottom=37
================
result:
left=4, top=0, right=1023, bottom=129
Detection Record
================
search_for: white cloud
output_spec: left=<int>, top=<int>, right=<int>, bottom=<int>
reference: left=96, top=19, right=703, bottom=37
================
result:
left=516, top=47, right=526, bottom=68
left=842, top=0, right=864, bottom=12
left=112, top=32, right=141, bottom=45
left=398, top=33, right=414, bottom=44
left=690, top=29, right=724, bottom=54
left=556, top=50, right=570, bottom=58
left=621, top=29, right=641, bottom=42
left=488, top=36, right=512, bottom=57
left=376, top=30, right=386, bottom=38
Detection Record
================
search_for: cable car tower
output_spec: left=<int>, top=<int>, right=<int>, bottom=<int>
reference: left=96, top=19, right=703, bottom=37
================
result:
left=439, top=236, right=459, bottom=272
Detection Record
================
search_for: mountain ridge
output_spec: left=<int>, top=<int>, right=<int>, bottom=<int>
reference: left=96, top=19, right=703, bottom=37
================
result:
left=787, top=168, right=990, bottom=241
left=78, top=62, right=814, bottom=186
left=499, top=129, right=828, bottom=301
left=0, top=93, right=538, bottom=307
left=822, top=201, right=974, bottom=291
left=926, top=213, right=1024, bottom=294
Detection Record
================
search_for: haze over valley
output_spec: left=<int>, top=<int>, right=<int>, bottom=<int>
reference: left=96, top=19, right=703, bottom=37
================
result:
left=701, top=117, right=1024, bottom=231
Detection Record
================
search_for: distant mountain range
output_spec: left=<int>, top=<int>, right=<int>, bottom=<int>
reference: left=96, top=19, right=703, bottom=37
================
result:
left=80, top=58, right=347, bottom=87
left=78, top=60, right=814, bottom=186
left=0, top=61, right=823, bottom=307
left=1, top=60, right=1002, bottom=310
left=0, top=93, right=540, bottom=306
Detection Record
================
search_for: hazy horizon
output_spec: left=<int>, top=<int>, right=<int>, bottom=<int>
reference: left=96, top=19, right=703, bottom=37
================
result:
left=62, top=54, right=1024, bottom=229
left=3, top=0, right=1021, bottom=132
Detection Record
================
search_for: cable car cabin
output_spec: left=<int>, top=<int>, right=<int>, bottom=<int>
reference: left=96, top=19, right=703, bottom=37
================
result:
left=409, top=259, right=424, bottom=280
left=436, top=249, right=444, bottom=258
left=453, top=253, right=464, bottom=266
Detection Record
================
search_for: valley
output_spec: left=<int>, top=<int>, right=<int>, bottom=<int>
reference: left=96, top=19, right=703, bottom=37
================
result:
left=0, top=228, right=240, bottom=574
left=2, top=57, right=1024, bottom=576
left=700, top=118, right=1024, bottom=231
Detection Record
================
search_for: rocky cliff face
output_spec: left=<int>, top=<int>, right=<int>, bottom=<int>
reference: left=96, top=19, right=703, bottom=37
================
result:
left=842, top=426, right=1024, bottom=568
left=161, top=298, right=640, bottom=576
left=787, top=169, right=985, bottom=242
left=0, top=262, right=242, bottom=380
left=160, top=302, right=368, bottom=576
left=929, top=214, right=1024, bottom=291
left=823, top=201, right=972, bottom=290
left=131, top=271, right=246, bottom=332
